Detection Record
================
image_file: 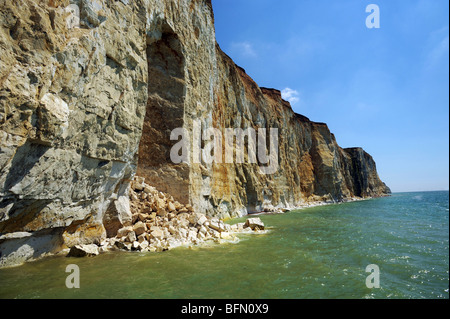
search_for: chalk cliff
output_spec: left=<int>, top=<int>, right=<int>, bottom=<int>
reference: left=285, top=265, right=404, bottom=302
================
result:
left=0, top=0, right=390, bottom=267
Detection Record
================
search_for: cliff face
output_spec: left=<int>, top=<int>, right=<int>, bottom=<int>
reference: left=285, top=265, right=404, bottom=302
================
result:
left=0, top=0, right=389, bottom=267
left=190, top=47, right=390, bottom=218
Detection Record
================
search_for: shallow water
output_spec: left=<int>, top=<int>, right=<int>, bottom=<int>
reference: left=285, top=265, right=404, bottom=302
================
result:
left=0, top=191, right=448, bottom=299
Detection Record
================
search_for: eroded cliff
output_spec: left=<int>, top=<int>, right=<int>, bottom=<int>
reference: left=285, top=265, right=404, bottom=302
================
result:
left=0, top=0, right=389, bottom=267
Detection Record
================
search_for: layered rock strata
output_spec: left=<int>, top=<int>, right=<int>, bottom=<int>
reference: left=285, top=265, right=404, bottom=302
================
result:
left=0, top=0, right=390, bottom=267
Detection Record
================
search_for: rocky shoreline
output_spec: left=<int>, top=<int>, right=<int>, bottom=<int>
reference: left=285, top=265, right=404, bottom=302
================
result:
left=67, top=176, right=267, bottom=258
left=66, top=176, right=385, bottom=258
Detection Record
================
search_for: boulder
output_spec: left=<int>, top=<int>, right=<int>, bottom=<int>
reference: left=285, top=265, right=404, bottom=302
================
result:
left=245, top=217, right=265, bottom=230
left=157, top=208, right=168, bottom=217
left=143, top=185, right=154, bottom=194
left=174, top=201, right=182, bottom=210
left=188, top=213, right=208, bottom=226
left=151, top=228, right=164, bottom=239
left=103, top=195, right=133, bottom=237
left=138, top=213, right=148, bottom=222
left=187, top=229, right=198, bottom=241
left=67, top=244, right=99, bottom=257
left=133, top=221, right=147, bottom=236
left=114, top=240, right=127, bottom=250
left=130, top=192, right=139, bottom=202
left=139, top=240, right=149, bottom=251
left=132, top=179, right=145, bottom=191
left=167, top=201, right=176, bottom=212
left=125, top=231, right=137, bottom=243
left=132, top=241, right=140, bottom=250
left=209, top=219, right=226, bottom=232
left=123, top=243, right=133, bottom=251
left=168, top=225, right=177, bottom=235
left=178, top=228, right=188, bottom=239
left=198, top=225, right=208, bottom=236
left=137, top=234, right=146, bottom=243
left=196, top=214, right=208, bottom=226
left=117, top=226, right=134, bottom=238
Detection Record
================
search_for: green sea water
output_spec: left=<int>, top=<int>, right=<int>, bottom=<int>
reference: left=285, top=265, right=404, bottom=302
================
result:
left=0, top=191, right=448, bottom=299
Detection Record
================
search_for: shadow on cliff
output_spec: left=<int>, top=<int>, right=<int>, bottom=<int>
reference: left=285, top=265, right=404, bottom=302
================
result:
left=1, top=141, right=51, bottom=232
left=3, top=141, right=50, bottom=192
left=0, top=227, right=65, bottom=263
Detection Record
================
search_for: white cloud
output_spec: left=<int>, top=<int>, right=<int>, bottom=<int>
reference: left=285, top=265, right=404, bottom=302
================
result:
left=281, top=88, right=300, bottom=105
left=230, top=41, right=257, bottom=58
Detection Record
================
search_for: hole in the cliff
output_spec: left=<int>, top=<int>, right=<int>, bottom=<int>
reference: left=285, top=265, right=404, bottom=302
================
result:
left=137, top=21, right=190, bottom=205
left=243, top=167, right=260, bottom=213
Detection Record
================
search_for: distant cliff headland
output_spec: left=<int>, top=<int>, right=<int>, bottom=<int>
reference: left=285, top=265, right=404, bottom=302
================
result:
left=0, top=0, right=390, bottom=267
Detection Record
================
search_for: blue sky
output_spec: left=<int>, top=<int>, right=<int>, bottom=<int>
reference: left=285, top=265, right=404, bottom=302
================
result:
left=212, top=0, right=449, bottom=192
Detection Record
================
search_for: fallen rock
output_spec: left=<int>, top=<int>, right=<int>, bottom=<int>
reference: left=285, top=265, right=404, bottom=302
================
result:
left=174, top=201, right=182, bottom=210
left=157, top=208, right=168, bottom=217
left=178, top=228, right=188, bottom=239
left=67, top=244, right=99, bottom=257
left=196, top=214, right=208, bottom=226
left=168, top=225, right=177, bottom=235
left=133, top=221, right=147, bottom=236
left=132, top=241, right=140, bottom=250
left=117, top=226, right=134, bottom=238
left=151, top=228, right=164, bottom=239
left=132, top=177, right=145, bottom=191
left=209, top=219, right=226, bottom=232
left=143, top=185, right=154, bottom=194
left=138, top=213, right=148, bottom=222
left=107, top=177, right=271, bottom=255
left=167, top=202, right=176, bottom=212
left=125, top=231, right=137, bottom=243
left=245, top=217, right=265, bottom=230
left=139, top=240, right=149, bottom=251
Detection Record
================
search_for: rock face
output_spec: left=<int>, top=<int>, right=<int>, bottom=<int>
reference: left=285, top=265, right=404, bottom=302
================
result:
left=0, top=0, right=390, bottom=267
left=0, top=0, right=149, bottom=267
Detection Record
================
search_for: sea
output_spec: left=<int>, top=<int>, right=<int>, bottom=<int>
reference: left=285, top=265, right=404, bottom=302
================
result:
left=0, top=191, right=448, bottom=299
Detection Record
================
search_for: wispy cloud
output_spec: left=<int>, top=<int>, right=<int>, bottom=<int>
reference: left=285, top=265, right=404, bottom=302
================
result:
left=230, top=41, right=257, bottom=58
left=425, top=26, right=449, bottom=70
left=281, top=88, right=300, bottom=105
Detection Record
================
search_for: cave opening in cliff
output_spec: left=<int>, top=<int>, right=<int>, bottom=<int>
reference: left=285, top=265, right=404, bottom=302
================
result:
left=243, top=166, right=260, bottom=213
left=137, top=22, right=190, bottom=204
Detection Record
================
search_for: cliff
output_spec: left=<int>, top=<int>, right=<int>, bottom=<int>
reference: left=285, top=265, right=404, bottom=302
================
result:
left=0, top=0, right=390, bottom=267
